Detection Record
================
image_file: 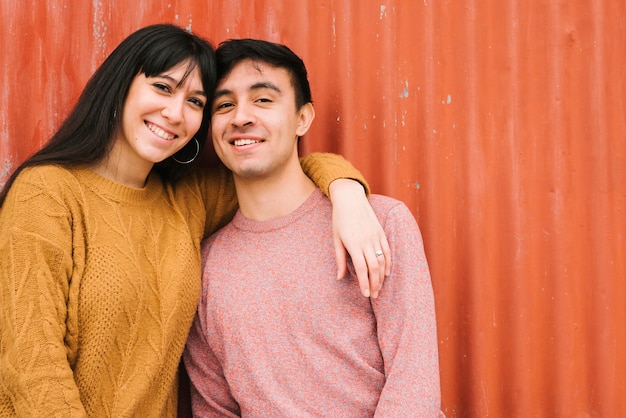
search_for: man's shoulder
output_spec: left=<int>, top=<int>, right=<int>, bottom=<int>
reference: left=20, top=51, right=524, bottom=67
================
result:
left=202, top=219, right=233, bottom=243
left=368, top=193, right=402, bottom=204
left=200, top=218, right=239, bottom=258
left=368, top=194, right=419, bottom=229
left=368, top=194, right=408, bottom=213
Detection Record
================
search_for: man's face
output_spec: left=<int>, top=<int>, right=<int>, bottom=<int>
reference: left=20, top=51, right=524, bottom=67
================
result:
left=210, top=59, right=313, bottom=180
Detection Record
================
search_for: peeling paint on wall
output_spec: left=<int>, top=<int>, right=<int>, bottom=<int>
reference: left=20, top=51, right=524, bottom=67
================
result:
left=400, top=80, right=409, bottom=98
left=91, top=0, right=108, bottom=56
left=0, top=159, right=12, bottom=189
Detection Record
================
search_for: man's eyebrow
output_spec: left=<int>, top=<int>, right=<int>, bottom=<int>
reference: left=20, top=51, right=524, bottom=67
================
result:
left=213, top=82, right=282, bottom=99
left=250, top=82, right=282, bottom=94
left=213, top=88, right=233, bottom=99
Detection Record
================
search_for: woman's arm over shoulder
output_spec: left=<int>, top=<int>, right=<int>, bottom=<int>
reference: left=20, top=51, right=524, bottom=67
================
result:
left=301, top=153, right=391, bottom=298
left=300, top=152, right=370, bottom=197
left=193, top=153, right=366, bottom=236
left=0, top=166, right=87, bottom=416
left=188, top=163, right=239, bottom=239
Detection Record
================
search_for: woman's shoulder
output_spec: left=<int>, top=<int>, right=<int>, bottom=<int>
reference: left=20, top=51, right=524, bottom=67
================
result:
left=1, top=165, right=82, bottom=222
left=11, top=164, right=85, bottom=201
left=18, top=164, right=78, bottom=182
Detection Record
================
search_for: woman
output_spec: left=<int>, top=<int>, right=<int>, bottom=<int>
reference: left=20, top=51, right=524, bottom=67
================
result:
left=0, top=24, right=389, bottom=416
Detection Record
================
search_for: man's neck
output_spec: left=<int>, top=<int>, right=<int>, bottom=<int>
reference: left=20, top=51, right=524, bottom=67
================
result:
left=234, top=166, right=317, bottom=222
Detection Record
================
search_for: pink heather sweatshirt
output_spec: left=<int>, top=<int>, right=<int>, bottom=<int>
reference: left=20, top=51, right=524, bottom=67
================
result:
left=184, top=190, right=442, bottom=417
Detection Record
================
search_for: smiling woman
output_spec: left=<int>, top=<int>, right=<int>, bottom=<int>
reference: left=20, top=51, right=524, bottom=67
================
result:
left=91, top=62, right=207, bottom=187
left=0, top=23, right=391, bottom=417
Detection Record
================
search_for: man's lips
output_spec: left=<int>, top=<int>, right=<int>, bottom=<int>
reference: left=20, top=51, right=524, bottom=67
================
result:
left=232, top=138, right=264, bottom=146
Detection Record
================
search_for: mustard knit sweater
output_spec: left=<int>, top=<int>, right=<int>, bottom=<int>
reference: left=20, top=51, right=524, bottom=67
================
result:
left=0, top=153, right=365, bottom=417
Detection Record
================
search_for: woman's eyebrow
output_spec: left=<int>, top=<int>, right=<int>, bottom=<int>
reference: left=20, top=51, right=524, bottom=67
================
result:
left=158, top=74, right=207, bottom=97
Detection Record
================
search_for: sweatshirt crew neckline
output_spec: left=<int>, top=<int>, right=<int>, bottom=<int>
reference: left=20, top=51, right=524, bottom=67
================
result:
left=231, top=189, right=323, bottom=233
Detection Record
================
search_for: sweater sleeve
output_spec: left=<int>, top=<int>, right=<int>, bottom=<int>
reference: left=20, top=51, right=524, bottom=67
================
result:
left=371, top=202, right=442, bottom=417
left=0, top=170, right=87, bottom=416
left=300, top=152, right=370, bottom=197
left=194, top=163, right=239, bottom=239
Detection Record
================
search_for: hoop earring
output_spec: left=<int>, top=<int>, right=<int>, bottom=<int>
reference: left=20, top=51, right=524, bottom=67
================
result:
left=172, top=138, right=200, bottom=164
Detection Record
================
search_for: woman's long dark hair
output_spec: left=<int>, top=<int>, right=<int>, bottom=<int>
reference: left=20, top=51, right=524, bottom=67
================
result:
left=0, top=24, right=216, bottom=207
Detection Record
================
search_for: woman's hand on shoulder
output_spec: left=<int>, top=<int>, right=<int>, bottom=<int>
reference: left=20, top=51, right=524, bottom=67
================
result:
left=329, top=179, right=391, bottom=298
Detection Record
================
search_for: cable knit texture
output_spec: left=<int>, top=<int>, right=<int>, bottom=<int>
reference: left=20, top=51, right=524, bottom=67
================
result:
left=184, top=190, right=442, bottom=417
left=0, top=153, right=364, bottom=417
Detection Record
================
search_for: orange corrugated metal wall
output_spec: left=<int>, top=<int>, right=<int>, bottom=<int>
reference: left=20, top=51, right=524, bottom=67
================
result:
left=1, top=1, right=624, bottom=416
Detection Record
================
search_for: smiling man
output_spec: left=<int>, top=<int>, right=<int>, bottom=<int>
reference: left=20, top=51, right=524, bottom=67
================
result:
left=183, top=39, right=443, bottom=417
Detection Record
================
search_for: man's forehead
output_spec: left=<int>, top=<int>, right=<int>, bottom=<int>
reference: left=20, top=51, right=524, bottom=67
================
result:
left=219, top=60, right=289, bottom=90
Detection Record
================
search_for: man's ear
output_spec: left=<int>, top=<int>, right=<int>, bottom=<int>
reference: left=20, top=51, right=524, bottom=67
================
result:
left=296, top=102, right=315, bottom=137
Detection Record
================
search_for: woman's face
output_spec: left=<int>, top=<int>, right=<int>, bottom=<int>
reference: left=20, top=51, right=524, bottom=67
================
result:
left=114, top=60, right=207, bottom=177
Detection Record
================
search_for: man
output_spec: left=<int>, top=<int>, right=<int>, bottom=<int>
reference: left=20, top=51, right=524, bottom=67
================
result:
left=184, top=38, right=442, bottom=417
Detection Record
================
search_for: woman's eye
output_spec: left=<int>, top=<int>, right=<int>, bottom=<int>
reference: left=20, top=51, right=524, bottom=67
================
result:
left=153, top=83, right=171, bottom=92
left=189, top=98, right=205, bottom=108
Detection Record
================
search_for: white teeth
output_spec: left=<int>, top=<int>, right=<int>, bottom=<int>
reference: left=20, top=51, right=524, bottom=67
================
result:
left=147, top=123, right=175, bottom=140
left=233, top=139, right=260, bottom=146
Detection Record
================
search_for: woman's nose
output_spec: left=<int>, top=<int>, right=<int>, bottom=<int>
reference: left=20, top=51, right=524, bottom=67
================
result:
left=161, top=99, right=184, bottom=123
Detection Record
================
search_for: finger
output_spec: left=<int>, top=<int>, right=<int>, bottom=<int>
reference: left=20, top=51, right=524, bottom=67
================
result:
left=371, top=235, right=391, bottom=297
left=352, top=254, right=371, bottom=298
left=372, top=248, right=385, bottom=297
left=365, top=249, right=383, bottom=298
left=333, top=233, right=348, bottom=280
left=379, top=235, right=392, bottom=277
